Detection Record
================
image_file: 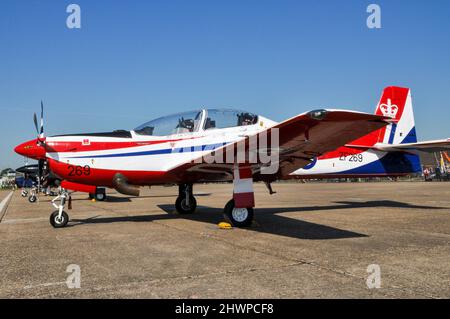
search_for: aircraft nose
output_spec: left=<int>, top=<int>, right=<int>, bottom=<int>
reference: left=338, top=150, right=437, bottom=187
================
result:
left=14, top=139, right=46, bottom=159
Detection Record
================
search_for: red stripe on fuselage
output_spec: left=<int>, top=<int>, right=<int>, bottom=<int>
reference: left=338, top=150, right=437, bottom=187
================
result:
left=319, top=131, right=381, bottom=160
left=319, top=146, right=367, bottom=160
left=45, top=136, right=202, bottom=153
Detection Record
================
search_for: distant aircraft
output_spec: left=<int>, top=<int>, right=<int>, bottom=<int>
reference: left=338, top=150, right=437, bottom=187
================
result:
left=15, top=164, right=61, bottom=201
left=15, top=86, right=450, bottom=228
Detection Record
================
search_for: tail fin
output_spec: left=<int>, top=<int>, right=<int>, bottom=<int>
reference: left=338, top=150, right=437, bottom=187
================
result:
left=345, top=86, right=422, bottom=175
left=374, top=86, right=417, bottom=145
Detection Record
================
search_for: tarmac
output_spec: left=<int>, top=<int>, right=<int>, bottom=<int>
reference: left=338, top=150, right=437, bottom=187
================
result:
left=0, top=181, right=449, bottom=298
left=0, top=190, right=9, bottom=202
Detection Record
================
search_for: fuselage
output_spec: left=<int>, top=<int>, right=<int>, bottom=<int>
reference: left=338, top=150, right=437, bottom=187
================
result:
left=15, top=107, right=421, bottom=189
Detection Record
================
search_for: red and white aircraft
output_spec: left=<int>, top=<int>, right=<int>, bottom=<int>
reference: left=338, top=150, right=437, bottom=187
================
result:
left=15, top=86, right=450, bottom=228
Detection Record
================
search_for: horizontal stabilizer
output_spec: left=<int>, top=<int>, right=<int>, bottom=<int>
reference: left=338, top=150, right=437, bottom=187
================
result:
left=374, top=139, right=450, bottom=153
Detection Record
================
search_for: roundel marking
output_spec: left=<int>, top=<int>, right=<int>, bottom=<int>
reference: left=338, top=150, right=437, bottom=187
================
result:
left=303, top=157, right=317, bottom=170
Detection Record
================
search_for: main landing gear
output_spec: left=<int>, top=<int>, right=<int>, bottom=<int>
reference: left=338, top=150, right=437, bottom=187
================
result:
left=174, top=182, right=254, bottom=227
left=175, top=184, right=197, bottom=214
left=89, top=188, right=107, bottom=201
left=223, top=199, right=254, bottom=227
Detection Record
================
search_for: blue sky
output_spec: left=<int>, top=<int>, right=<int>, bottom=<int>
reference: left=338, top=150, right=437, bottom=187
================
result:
left=1, top=0, right=449, bottom=168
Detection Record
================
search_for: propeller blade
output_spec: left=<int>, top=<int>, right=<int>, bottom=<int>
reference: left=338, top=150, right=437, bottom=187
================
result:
left=40, top=101, right=44, bottom=136
left=33, top=113, right=39, bottom=134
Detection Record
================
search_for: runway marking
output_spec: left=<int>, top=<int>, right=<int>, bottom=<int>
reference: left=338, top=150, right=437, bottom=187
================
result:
left=2, top=217, right=48, bottom=224
left=24, top=281, right=66, bottom=290
left=0, top=191, right=14, bottom=223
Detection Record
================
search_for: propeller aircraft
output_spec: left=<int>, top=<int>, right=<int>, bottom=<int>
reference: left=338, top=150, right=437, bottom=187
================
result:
left=15, top=86, right=450, bottom=228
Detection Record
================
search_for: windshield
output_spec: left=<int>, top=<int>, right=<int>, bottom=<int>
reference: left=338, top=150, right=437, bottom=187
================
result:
left=134, top=110, right=203, bottom=136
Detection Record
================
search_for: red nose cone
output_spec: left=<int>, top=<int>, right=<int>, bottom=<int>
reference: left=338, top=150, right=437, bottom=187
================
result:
left=14, top=139, right=46, bottom=159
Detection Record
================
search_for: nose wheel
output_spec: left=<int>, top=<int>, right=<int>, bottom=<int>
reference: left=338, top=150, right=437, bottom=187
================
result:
left=223, top=199, right=254, bottom=227
left=49, top=189, right=71, bottom=228
left=28, top=194, right=37, bottom=203
left=50, top=210, right=69, bottom=228
left=27, top=186, right=38, bottom=203
left=175, top=184, right=197, bottom=214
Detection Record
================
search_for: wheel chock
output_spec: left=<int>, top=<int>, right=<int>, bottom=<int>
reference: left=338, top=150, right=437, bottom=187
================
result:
left=218, top=222, right=232, bottom=229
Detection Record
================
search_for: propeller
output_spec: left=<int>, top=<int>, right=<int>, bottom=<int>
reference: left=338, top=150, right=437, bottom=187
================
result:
left=32, top=101, right=47, bottom=195
left=33, top=101, right=45, bottom=140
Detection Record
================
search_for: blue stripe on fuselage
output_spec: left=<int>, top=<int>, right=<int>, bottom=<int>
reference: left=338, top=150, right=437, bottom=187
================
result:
left=67, top=142, right=228, bottom=159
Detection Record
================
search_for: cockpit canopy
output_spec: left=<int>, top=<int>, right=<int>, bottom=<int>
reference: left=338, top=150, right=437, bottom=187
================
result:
left=134, top=110, right=203, bottom=136
left=134, top=109, right=258, bottom=136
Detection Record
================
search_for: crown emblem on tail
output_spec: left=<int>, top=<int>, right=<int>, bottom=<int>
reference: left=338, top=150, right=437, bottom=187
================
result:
left=380, top=99, right=398, bottom=118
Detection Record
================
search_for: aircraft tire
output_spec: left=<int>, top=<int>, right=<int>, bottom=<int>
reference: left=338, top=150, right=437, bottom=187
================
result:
left=95, top=192, right=106, bottom=201
left=175, top=195, right=197, bottom=214
left=223, top=199, right=254, bottom=228
left=28, top=195, right=37, bottom=203
left=89, top=191, right=106, bottom=201
left=50, top=211, right=69, bottom=228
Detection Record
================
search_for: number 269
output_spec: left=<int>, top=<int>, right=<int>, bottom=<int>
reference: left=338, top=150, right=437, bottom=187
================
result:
left=68, top=165, right=91, bottom=176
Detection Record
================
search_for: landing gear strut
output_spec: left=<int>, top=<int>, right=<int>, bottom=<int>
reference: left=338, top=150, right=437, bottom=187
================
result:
left=224, top=165, right=255, bottom=227
left=175, top=184, right=197, bottom=214
left=50, top=189, right=70, bottom=228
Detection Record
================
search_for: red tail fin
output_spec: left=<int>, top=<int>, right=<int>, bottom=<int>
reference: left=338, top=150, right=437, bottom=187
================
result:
left=353, top=86, right=415, bottom=147
left=375, top=86, right=409, bottom=122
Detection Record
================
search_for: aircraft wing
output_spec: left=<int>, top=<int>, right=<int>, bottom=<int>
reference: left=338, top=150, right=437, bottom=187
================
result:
left=374, top=139, right=450, bottom=153
left=169, top=109, right=389, bottom=181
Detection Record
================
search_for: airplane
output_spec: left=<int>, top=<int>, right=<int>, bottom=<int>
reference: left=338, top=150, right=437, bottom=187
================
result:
left=14, top=86, right=450, bottom=229
left=15, top=163, right=61, bottom=201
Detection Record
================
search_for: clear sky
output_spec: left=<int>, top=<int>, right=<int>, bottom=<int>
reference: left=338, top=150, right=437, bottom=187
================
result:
left=1, top=0, right=449, bottom=168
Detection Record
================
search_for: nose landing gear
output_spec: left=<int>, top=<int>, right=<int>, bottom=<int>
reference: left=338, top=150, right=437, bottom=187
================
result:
left=28, top=194, right=37, bottom=203
left=28, top=186, right=38, bottom=203
left=50, top=189, right=71, bottom=228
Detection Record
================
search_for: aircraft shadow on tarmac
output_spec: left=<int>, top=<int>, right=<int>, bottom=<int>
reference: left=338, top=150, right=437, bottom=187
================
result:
left=69, top=193, right=212, bottom=203
left=70, top=199, right=445, bottom=240
left=291, top=200, right=445, bottom=212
